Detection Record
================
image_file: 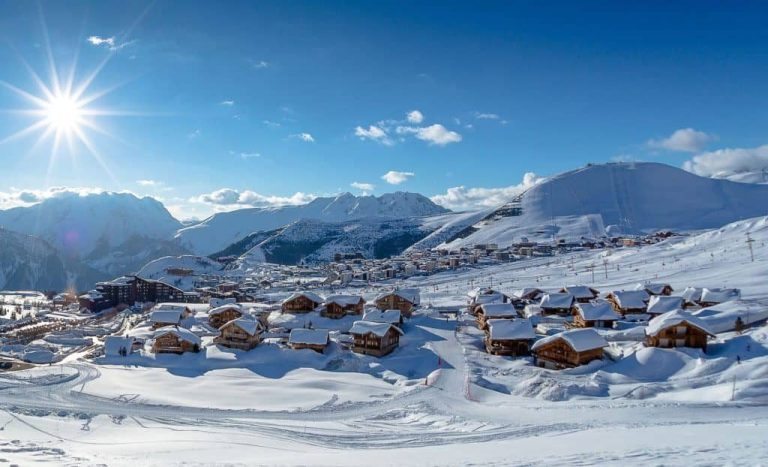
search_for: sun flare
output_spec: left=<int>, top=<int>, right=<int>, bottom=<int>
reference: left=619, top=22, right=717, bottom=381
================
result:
left=45, top=93, right=84, bottom=133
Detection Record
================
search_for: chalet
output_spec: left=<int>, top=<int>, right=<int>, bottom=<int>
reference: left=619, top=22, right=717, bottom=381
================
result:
left=288, top=328, right=329, bottom=353
left=645, top=310, right=715, bottom=352
left=531, top=328, right=607, bottom=370
left=681, top=287, right=704, bottom=307
left=349, top=320, right=404, bottom=357
left=698, top=288, right=741, bottom=307
left=560, top=285, right=600, bottom=303
left=281, top=292, right=324, bottom=313
left=149, top=307, right=187, bottom=329
left=476, top=303, right=518, bottom=329
left=78, top=290, right=112, bottom=313
left=539, top=293, right=575, bottom=316
left=208, top=304, right=243, bottom=328
left=635, top=282, right=674, bottom=296
left=104, top=336, right=135, bottom=357
left=646, top=295, right=685, bottom=317
left=606, top=290, right=649, bottom=315
left=516, top=287, right=544, bottom=302
left=151, top=327, right=201, bottom=354
left=467, top=288, right=514, bottom=314
left=374, top=289, right=420, bottom=318
left=322, top=295, right=365, bottom=319
left=214, top=318, right=263, bottom=350
left=484, top=318, right=536, bottom=356
left=572, top=301, right=619, bottom=328
left=362, top=309, right=403, bottom=327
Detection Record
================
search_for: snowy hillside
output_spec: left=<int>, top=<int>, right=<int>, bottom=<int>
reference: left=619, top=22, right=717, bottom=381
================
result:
left=445, top=162, right=768, bottom=248
left=137, top=255, right=224, bottom=291
left=0, top=192, right=182, bottom=259
left=234, top=217, right=434, bottom=265
left=0, top=228, right=103, bottom=290
left=176, top=192, right=449, bottom=255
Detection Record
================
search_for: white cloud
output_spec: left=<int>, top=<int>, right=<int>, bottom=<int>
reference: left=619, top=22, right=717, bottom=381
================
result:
left=291, top=133, right=315, bottom=143
left=354, top=125, right=393, bottom=146
left=263, top=120, right=281, bottom=129
left=220, top=100, right=235, bottom=106
left=381, top=171, right=415, bottom=185
left=682, top=144, right=768, bottom=178
left=251, top=59, right=270, bottom=69
left=648, top=128, right=715, bottom=153
left=412, top=124, right=462, bottom=146
left=193, top=188, right=315, bottom=209
left=350, top=181, right=375, bottom=192
left=0, top=187, right=135, bottom=210
left=407, top=110, right=424, bottom=124
left=187, top=129, right=201, bottom=139
left=239, top=152, right=260, bottom=159
left=431, top=172, right=544, bottom=211
left=136, top=180, right=160, bottom=187
left=474, top=112, right=499, bottom=120
left=87, top=35, right=134, bottom=51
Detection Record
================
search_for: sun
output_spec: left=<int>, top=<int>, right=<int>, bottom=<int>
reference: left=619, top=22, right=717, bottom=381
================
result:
left=45, top=93, right=85, bottom=134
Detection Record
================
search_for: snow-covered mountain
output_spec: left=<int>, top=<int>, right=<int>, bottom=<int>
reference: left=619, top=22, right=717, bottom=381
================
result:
left=0, top=192, right=182, bottom=259
left=176, top=192, right=449, bottom=255
left=444, top=162, right=768, bottom=248
left=0, top=228, right=103, bottom=291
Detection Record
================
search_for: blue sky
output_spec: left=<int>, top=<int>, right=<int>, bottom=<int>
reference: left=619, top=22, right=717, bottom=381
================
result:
left=1, top=1, right=767, bottom=219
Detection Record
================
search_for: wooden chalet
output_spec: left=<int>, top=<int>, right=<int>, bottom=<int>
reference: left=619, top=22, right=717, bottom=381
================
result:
left=374, top=289, right=420, bottom=318
left=572, top=301, right=620, bottom=328
left=645, top=310, right=715, bottom=352
left=698, top=288, right=741, bottom=307
left=646, top=295, right=685, bottom=318
left=635, top=283, right=674, bottom=296
left=288, top=328, right=329, bottom=353
left=606, top=290, right=650, bottom=316
left=208, top=304, right=243, bottom=328
left=467, top=288, right=513, bottom=314
left=281, top=292, right=324, bottom=313
left=560, top=285, right=600, bottom=303
left=485, top=319, right=536, bottom=356
left=476, top=303, right=518, bottom=330
left=349, top=320, right=404, bottom=357
left=322, top=295, right=365, bottom=319
left=539, top=293, right=576, bottom=316
left=149, top=307, right=186, bottom=329
left=213, top=318, right=263, bottom=350
left=516, top=287, right=545, bottom=302
left=531, top=328, right=607, bottom=370
left=151, top=327, right=201, bottom=354
left=362, top=309, right=404, bottom=327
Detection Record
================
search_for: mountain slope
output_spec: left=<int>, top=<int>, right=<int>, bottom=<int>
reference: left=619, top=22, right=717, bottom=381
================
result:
left=445, top=162, right=768, bottom=247
left=0, top=228, right=104, bottom=291
left=0, top=192, right=182, bottom=260
left=176, top=192, right=449, bottom=255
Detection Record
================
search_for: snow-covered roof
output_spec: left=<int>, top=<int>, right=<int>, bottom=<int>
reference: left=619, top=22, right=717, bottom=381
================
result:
left=647, top=295, right=684, bottom=315
left=532, top=328, right=608, bottom=352
left=487, top=319, right=535, bottom=341
left=149, top=309, right=182, bottom=324
left=376, top=288, right=420, bottom=305
left=222, top=317, right=262, bottom=336
left=682, top=287, right=703, bottom=303
left=539, top=293, right=574, bottom=309
left=153, top=327, right=201, bottom=345
left=288, top=328, right=329, bottom=346
left=154, top=303, right=190, bottom=313
left=104, top=336, right=134, bottom=356
left=562, top=285, right=598, bottom=300
left=473, top=293, right=507, bottom=306
left=209, top=304, right=243, bottom=316
left=363, top=309, right=402, bottom=324
left=610, top=290, right=649, bottom=309
left=467, top=287, right=512, bottom=300
left=516, top=287, right=544, bottom=300
left=700, top=288, right=741, bottom=304
left=282, top=291, right=324, bottom=305
left=349, top=320, right=404, bottom=337
left=645, top=310, right=716, bottom=337
left=635, top=283, right=672, bottom=295
left=324, top=294, right=364, bottom=307
left=478, top=303, right=518, bottom=318
left=574, top=301, right=619, bottom=321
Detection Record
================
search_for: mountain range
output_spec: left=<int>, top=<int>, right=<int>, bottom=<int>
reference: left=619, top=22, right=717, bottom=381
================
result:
left=2, top=162, right=768, bottom=291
